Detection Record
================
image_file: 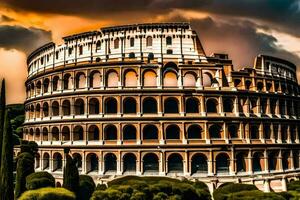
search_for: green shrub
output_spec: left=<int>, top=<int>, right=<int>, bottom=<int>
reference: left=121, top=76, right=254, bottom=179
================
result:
left=26, top=171, right=55, bottom=190
left=277, top=191, right=294, bottom=200
left=213, top=183, right=258, bottom=200
left=288, top=191, right=300, bottom=200
left=227, top=190, right=285, bottom=200
left=96, top=183, right=107, bottom=190
left=91, top=189, right=123, bottom=200
left=77, top=175, right=96, bottom=200
left=288, top=180, right=300, bottom=191
left=153, top=192, right=168, bottom=200
left=19, top=187, right=75, bottom=200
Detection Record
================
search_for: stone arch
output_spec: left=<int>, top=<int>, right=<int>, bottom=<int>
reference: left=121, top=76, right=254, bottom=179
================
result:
left=86, top=153, right=98, bottom=173
left=51, top=127, right=59, bottom=141
left=166, top=124, right=180, bottom=139
left=36, top=103, right=41, bottom=118
left=263, top=124, right=271, bottom=139
left=163, top=70, right=177, bottom=87
left=42, top=127, right=49, bottom=141
left=185, top=97, right=199, bottom=113
left=257, top=81, right=264, bottom=91
left=43, top=153, right=50, bottom=170
left=114, top=38, right=119, bottom=49
left=62, top=126, right=70, bottom=141
left=183, top=72, right=197, bottom=87
left=123, top=125, right=136, bottom=140
left=202, top=72, right=213, bottom=87
left=73, top=125, right=84, bottom=141
left=43, top=78, right=50, bottom=93
left=187, top=124, right=202, bottom=139
left=74, top=98, right=85, bottom=115
left=164, top=97, right=179, bottom=113
left=124, top=69, right=138, bottom=87
left=52, top=76, right=60, bottom=91
left=223, top=98, right=234, bottom=113
left=73, top=153, right=82, bottom=170
left=36, top=80, right=41, bottom=95
left=53, top=152, right=63, bottom=171
left=268, top=151, right=279, bottom=171
left=236, top=152, right=247, bottom=173
left=206, top=98, right=218, bottom=113
left=143, top=70, right=157, bottom=87
left=146, top=36, right=152, bottom=46
left=106, top=70, right=119, bottom=87
left=123, top=153, right=136, bottom=172
left=216, top=153, right=230, bottom=174
left=228, top=124, right=238, bottom=139
left=104, top=124, right=117, bottom=140
left=143, top=124, right=158, bottom=140
left=209, top=124, right=222, bottom=139
left=62, top=100, right=71, bottom=116
left=245, top=80, right=252, bottom=90
left=88, top=125, right=99, bottom=141
left=166, top=36, right=172, bottom=45
left=63, top=73, right=72, bottom=90
left=282, top=151, right=290, bottom=170
left=143, top=153, right=159, bottom=173
left=105, top=97, right=117, bottom=114
left=142, top=97, right=157, bottom=114
left=168, top=153, right=183, bottom=173
left=35, top=128, right=40, bottom=141
left=253, top=152, right=264, bottom=172
left=29, top=128, right=34, bottom=140
left=89, top=70, right=101, bottom=88
left=123, top=97, right=137, bottom=114
left=104, top=153, right=117, bottom=172
left=191, top=153, right=208, bottom=174
left=250, top=125, right=259, bottom=139
left=35, top=153, right=40, bottom=168
left=75, top=72, right=86, bottom=89
left=293, top=151, right=299, bottom=169
left=89, top=98, right=99, bottom=114
left=30, top=105, right=34, bottom=119
left=43, top=102, right=49, bottom=117
left=51, top=101, right=59, bottom=116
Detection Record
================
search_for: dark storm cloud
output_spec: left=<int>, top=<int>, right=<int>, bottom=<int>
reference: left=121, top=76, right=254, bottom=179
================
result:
left=0, top=25, right=52, bottom=54
left=189, top=17, right=300, bottom=69
left=1, top=0, right=299, bottom=37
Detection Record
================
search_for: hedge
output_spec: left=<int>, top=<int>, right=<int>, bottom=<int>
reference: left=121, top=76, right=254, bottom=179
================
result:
left=227, top=190, right=285, bottom=200
left=19, top=187, right=75, bottom=200
left=26, top=171, right=55, bottom=190
left=213, top=183, right=258, bottom=200
left=77, top=175, right=96, bottom=200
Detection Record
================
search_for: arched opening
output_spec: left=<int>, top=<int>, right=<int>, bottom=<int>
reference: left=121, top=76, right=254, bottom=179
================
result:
left=163, top=71, right=177, bottom=87
left=143, top=125, right=158, bottom=140
left=88, top=125, right=99, bottom=141
left=257, top=82, right=264, bottom=91
left=202, top=72, right=213, bottom=87
left=191, top=154, right=208, bottom=174
left=228, top=124, right=238, bottom=139
left=183, top=72, right=196, bottom=87
left=96, top=41, right=101, bottom=51
left=62, top=100, right=71, bottom=116
left=143, top=70, right=157, bottom=87
left=62, top=126, right=70, bottom=141
left=63, top=74, right=72, bottom=90
left=30, top=83, right=35, bottom=96
left=166, top=124, right=180, bottom=140
left=106, top=70, right=119, bottom=87
left=130, top=37, right=135, bottom=47
left=104, top=125, right=117, bottom=140
left=36, top=81, right=41, bottom=95
left=73, top=153, right=82, bottom=171
left=43, top=78, right=50, bottom=93
left=52, top=76, right=60, bottom=91
left=53, top=153, right=63, bottom=171
left=245, top=80, right=252, bottom=90
left=250, top=99, right=257, bottom=114
left=281, top=125, right=287, bottom=143
left=187, top=124, right=202, bottom=139
left=143, top=97, right=157, bottom=114
left=146, top=36, right=152, bottom=46
left=164, top=97, right=179, bottom=113
left=35, top=128, right=40, bottom=141
left=124, top=70, right=138, bottom=87
left=264, top=124, right=271, bottom=139
left=36, top=104, right=41, bottom=118
left=114, top=38, right=119, bottom=49
left=293, top=151, right=299, bottom=169
left=74, top=98, right=85, bottom=115
left=104, top=153, right=117, bottom=172
left=30, top=105, right=34, bottom=119
left=89, top=71, right=101, bottom=88
left=89, top=98, right=99, bottom=114
left=123, top=153, right=136, bottom=172
left=216, top=153, right=230, bottom=174
left=223, top=98, right=234, bottom=113
left=168, top=154, right=183, bottom=173
left=143, top=153, right=159, bottom=173
left=186, top=97, right=199, bottom=113
left=250, top=125, right=259, bottom=139
left=43, top=153, right=50, bottom=170
left=35, top=153, right=40, bottom=168
left=123, top=125, right=136, bottom=140
left=42, top=127, right=48, bottom=141
left=123, top=97, right=137, bottom=114
left=52, top=101, right=59, bottom=116
left=43, top=102, right=49, bottom=117
left=236, top=152, right=247, bottom=173
left=206, top=98, right=218, bottom=113
left=268, top=152, right=278, bottom=171
left=209, top=124, right=222, bottom=139
left=105, top=98, right=117, bottom=114
left=73, top=126, right=83, bottom=141
left=51, top=127, right=59, bottom=141
left=253, top=152, right=263, bottom=172
left=29, top=129, right=34, bottom=141
left=166, top=36, right=172, bottom=45
left=282, top=152, right=290, bottom=170
left=86, top=153, right=98, bottom=173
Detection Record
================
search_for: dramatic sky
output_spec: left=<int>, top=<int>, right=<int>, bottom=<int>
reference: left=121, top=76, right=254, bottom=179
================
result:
left=0, top=0, right=299, bottom=104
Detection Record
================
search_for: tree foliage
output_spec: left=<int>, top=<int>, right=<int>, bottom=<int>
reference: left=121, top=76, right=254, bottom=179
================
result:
left=19, top=187, right=75, bottom=200
left=63, top=154, right=79, bottom=195
left=26, top=171, right=55, bottom=190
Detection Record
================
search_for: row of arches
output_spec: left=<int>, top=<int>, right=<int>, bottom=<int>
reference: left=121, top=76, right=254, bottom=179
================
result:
left=24, top=122, right=300, bottom=142
left=36, top=150, right=300, bottom=174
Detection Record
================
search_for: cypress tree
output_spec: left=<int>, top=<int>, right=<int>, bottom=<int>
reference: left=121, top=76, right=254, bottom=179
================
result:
left=63, top=150, right=79, bottom=196
left=0, top=79, right=6, bottom=168
left=14, top=152, right=34, bottom=198
left=0, top=110, right=14, bottom=200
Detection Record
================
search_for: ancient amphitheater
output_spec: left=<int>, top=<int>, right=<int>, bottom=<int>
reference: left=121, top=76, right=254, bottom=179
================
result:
left=20, top=22, right=300, bottom=192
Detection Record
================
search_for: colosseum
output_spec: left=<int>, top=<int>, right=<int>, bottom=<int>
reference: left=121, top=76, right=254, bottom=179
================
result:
left=20, top=22, right=300, bottom=192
